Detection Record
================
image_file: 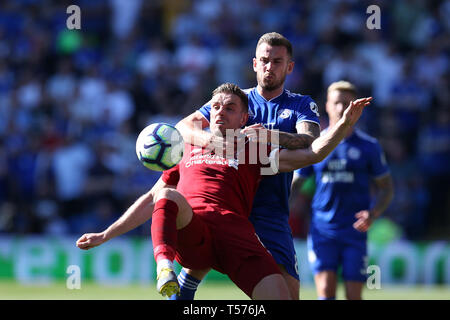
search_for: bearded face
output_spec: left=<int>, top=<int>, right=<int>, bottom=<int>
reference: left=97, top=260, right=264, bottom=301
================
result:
left=253, top=43, right=293, bottom=93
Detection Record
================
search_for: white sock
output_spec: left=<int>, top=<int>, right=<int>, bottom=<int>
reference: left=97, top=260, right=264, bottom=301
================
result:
left=157, top=259, right=174, bottom=274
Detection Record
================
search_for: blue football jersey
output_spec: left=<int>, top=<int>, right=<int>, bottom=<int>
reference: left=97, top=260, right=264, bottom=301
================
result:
left=198, top=87, right=320, bottom=233
left=296, top=129, right=390, bottom=239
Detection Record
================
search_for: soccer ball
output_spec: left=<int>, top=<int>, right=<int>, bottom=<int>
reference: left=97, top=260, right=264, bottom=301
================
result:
left=136, top=123, right=184, bottom=171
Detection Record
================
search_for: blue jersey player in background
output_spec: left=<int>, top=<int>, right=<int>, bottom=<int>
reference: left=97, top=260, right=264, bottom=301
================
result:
left=292, top=81, right=394, bottom=300
left=174, top=32, right=321, bottom=299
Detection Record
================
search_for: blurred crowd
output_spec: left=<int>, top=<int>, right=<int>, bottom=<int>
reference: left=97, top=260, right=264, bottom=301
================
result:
left=0, top=0, right=448, bottom=240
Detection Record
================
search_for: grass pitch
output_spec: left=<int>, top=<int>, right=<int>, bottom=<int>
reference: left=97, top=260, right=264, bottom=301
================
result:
left=1, top=280, right=449, bottom=300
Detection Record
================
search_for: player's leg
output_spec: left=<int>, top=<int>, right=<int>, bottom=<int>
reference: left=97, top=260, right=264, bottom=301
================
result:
left=220, top=227, right=292, bottom=299
left=228, top=253, right=291, bottom=300
left=252, top=273, right=291, bottom=300
left=307, top=233, right=340, bottom=300
left=314, top=271, right=338, bottom=300
left=251, top=225, right=300, bottom=299
left=342, top=240, right=367, bottom=300
left=152, top=188, right=193, bottom=296
left=169, top=267, right=210, bottom=300
left=344, top=281, right=364, bottom=300
left=277, top=264, right=300, bottom=300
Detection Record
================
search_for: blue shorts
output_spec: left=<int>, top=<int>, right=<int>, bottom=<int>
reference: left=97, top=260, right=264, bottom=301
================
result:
left=252, top=225, right=299, bottom=281
left=307, top=231, right=368, bottom=282
left=308, top=232, right=368, bottom=282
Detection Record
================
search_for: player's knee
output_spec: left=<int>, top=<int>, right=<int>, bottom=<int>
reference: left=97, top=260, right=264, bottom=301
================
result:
left=155, top=188, right=184, bottom=206
left=155, top=188, right=192, bottom=228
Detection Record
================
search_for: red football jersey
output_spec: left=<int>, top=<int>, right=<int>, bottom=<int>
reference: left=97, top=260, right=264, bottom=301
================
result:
left=162, top=142, right=272, bottom=218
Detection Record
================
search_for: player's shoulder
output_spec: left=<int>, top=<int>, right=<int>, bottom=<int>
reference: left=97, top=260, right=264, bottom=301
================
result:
left=284, top=90, right=318, bottom=114
left=353, top=129, right=382, bottom=149
left=284, top=89, right=314, bottom=103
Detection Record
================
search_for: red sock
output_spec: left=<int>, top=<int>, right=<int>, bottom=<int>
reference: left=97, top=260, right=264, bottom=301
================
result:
left=151, top=198, right=179, bottom=263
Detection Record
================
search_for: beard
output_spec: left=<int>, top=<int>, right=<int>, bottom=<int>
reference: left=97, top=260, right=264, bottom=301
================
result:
left=258, top=73, right=286, bottom=92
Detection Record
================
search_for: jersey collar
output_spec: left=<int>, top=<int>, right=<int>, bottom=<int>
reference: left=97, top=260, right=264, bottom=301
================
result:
left=252, top=87, right=286, bottom=103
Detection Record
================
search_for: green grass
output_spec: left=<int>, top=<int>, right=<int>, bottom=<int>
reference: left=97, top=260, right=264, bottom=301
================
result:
left=1, top=280, right=449, bottom=300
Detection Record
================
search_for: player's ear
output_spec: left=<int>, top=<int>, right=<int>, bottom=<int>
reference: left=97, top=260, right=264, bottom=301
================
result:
left=253, top=57, right=257, bottom=72
left=240, top=112, right=249, bottom=127
left=287, top=60, right=294, bottom=74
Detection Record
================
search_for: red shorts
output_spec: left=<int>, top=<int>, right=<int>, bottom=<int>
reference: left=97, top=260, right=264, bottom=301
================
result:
left=175, top=210, right=281, bottom=298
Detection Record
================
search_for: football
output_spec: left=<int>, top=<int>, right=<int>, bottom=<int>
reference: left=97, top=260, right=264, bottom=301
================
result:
left=136, top=123, right=184, bottom=171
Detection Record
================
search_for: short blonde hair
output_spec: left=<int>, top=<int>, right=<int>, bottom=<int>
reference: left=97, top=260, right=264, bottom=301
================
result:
left=327, top=81, right=357, bottom=97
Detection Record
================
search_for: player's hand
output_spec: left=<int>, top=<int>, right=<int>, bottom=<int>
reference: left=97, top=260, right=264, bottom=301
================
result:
left=76, top=232, right=106, bottom=250
left=353, top=210, right=373, bottom=232
left=341, top=97, right=372, bottom=127
left=241, top=123, right=274, bottom=144
left=206, top=131, right=246, bottom=157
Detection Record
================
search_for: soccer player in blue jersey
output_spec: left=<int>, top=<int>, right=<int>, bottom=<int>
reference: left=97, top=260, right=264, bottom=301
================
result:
left=173, top=32, right=321, bottom=299
left=292, top=81, right=394, bottom=300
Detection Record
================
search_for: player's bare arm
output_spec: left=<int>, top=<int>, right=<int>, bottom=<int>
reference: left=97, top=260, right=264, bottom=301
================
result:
left=176, top=110, right=211, bottom=147
left=76, top=177, right=176, bottom=250
left=353, top=174, right=394, bottom=232
left=289, top=175, right=306, bottom=205
left=279, top=121, right=320, bottom=149
left=241, top=121, right=320, bottom=150
left=176, top=109, right=244, bottom=153
left=276, top=97, right=372, bottom=172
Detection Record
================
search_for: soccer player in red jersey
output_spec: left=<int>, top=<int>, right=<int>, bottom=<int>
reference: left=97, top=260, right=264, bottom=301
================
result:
left=76, top=83, right=371, bottom=299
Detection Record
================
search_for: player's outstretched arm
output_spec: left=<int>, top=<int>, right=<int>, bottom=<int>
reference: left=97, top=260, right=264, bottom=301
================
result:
left=176, top=110, right=212, bottom=147
left=279, top=121, right=321, bottom=149
left=76, top=177, right=175, bottom=250
left=276, top=97, right=372, bottom=172
left=176, top=110, right=241, bottom=153
left=241, top=122, right=320, bottom=150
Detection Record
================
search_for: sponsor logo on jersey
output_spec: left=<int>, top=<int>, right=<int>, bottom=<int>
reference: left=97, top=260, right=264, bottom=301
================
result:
left=185, top=153, right=239, bottom=170
left=321, top=171, right=355, bottom=183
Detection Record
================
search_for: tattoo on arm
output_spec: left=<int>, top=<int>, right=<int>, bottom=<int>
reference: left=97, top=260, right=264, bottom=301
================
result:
left=277, top=122, right=320, bottom=150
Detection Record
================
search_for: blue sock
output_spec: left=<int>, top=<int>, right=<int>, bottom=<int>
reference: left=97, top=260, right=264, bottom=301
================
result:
left=169, top=269, right=201, bottom=300
left=318, top=296, right=336, bottom=300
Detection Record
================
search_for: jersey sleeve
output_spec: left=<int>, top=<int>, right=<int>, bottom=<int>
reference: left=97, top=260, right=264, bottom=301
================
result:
left=198, top=103, right=211, bottom=123
left=369, top=142, right=390, bottom=178
left=161, top=164, right=180, bottom=185
left=294, top=96, right=320, bottom=126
